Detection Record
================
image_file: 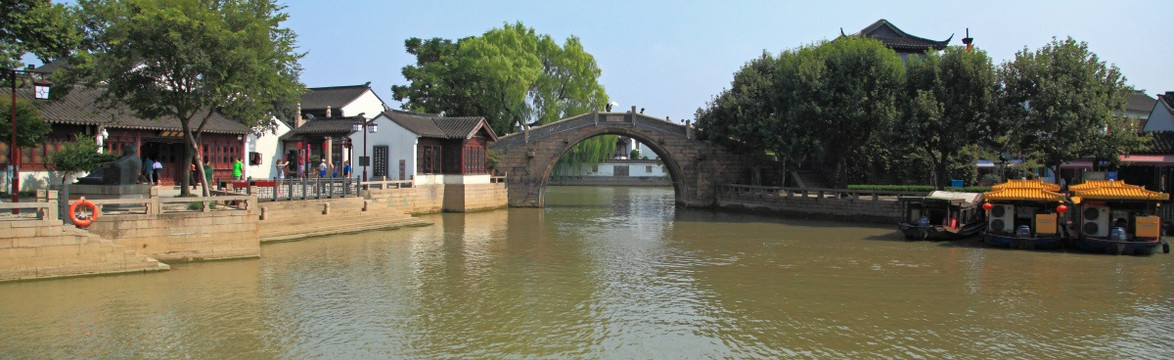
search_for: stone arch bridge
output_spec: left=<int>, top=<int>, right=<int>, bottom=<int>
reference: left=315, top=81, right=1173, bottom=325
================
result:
left=490, top=109, right=753, bottom=208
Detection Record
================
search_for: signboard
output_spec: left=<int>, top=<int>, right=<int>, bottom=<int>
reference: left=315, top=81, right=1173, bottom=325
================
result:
left=359, top=156, right=370, bottom=166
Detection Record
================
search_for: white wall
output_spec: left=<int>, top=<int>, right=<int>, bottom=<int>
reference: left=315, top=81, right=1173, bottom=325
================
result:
left=340, top=90, right=386, bottom=119
left=562, top=160, right=667, bottom=177
left=246, top=117, right=291, bottom=180
left=1144, top=101, right=1174, bottom=132
left=354, top=113, right=419, bottom=181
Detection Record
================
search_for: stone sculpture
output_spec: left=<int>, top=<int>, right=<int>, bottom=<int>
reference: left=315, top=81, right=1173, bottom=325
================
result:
left=76, top=146, right=142, bottom=185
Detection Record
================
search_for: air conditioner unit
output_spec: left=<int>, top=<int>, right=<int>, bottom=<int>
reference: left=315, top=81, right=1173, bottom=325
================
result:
left=988, top=204, right=1014, bottom=233
left=1082, top=206, right=1110, bottom=237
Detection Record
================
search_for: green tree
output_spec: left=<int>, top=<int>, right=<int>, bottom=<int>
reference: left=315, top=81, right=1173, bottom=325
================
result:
left=805, top=37, right=905, bottom=187
left=904, top=47, right=998, bottom=188
left=48, top=134, right=117, bottom=186
left=998, top=37, right=1148, bottom=181
left=394, top=22, right=608, bottom=133
left=393, top=21, right=613, bottom=177
left=73, top=0, right=305, bottom=196
left=1, top=0, right=79, bottom=70
left=0, top=97, right=51, bottom=151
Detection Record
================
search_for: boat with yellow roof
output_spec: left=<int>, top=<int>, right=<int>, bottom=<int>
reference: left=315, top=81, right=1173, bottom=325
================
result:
left=1068, top=180, right=1170, bottom=255
left=980, top=179, right=1070, bottom=249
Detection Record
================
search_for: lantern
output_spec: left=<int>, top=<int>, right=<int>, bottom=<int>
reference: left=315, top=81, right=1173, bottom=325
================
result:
left=982, top=202, right=993, bottom=211
left=1056, top=204, right=1068, bottom=214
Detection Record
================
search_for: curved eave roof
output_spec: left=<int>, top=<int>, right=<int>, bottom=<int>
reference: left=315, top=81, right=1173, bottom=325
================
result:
left=1069, top=180, right=1169, bottom=201
left=991, top=179, right=1060, bottom=192
left=983, top=188, right=1067, bottom=202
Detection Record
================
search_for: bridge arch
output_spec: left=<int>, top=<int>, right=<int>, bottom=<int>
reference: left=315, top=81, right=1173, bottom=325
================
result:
left=534, top=126, right=690, bottom=206
left=491, top=110, right=753, bottom=208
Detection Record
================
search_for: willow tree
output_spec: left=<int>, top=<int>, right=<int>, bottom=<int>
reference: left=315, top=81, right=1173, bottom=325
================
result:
left=74, top=0, right=304, bottom=196
left=999, top=37, right=1148, bottom=181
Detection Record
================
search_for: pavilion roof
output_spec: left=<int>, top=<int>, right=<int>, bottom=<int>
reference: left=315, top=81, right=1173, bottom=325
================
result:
left=1069, top=180, right=1169, bottom=201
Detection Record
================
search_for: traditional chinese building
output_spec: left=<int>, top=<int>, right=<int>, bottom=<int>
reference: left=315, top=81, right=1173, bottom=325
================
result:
left=1, top=86, right=249, bottom=190
left=847, top=19, right=953, bottom=61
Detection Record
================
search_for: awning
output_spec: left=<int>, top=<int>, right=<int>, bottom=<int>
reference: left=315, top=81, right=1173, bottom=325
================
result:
left=1119, top=154, right=1174, bottom=165
left=1060, top=160, right=1093, bottom=169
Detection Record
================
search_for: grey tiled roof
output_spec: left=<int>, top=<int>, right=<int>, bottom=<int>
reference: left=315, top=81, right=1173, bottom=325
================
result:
left=2, top=86, right=250, bottom=134
left=300, top=85, right=369, bottom=110
left=382, top=110, right=498, bottom=141
left=279, top=116, right=362, bottom=140
left=1138, top=131, right=1174, bottom=155
left=1127, top=91, right=1156, bottom=116
left=853, top=19, right=951, bottom=52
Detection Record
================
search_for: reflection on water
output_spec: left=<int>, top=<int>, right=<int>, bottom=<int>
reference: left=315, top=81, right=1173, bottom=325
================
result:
left=1, top=186, right=1172, bottom=358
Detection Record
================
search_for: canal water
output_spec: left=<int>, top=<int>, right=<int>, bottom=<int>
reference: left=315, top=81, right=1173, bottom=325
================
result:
left=1, top=186, right=1172, bottom=359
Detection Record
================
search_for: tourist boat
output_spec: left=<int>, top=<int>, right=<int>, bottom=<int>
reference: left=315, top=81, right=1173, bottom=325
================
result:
left=980, top=180, right=1069, bottom=250
left=1067, top=180, right=1171, bottom=255
left=899, top=191, right=985, bottom=240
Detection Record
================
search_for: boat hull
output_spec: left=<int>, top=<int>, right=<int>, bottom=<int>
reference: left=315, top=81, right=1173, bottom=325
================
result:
left=1073, top=237, right=1163, bottom=255
left=900, top=221, right=984, bottom=241
left=981, top=233, right=1065, bottom=250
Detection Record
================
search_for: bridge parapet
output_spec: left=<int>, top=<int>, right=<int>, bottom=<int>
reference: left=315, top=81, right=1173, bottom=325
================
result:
left=493, top=111, right=688, bottom=149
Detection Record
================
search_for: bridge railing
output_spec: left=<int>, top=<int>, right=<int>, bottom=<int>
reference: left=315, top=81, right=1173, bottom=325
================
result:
left=719, top=184, right=930, bottom=202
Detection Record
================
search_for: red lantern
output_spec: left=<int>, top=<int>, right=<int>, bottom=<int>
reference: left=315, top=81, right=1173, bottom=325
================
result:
left=982, top=202, right=993, bottom=211
left=1056, top=204, right=1068, bottom=214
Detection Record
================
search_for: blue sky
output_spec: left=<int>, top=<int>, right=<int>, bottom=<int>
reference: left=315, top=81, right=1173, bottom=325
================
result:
left=289, top=1, right=1171, bottom=121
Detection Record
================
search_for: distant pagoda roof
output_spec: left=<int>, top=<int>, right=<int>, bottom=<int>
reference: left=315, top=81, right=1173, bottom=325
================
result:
left=848, top=19, right=952, bottom=53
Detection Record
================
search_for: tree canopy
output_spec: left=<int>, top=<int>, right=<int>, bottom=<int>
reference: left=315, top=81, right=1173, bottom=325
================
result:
left=73, top=0, right=305, bottom=195
left=697, top=37, right=904, bottom=187
left=998, top=37, right=1148, bottom=178
left=903, top=47, right=998, bottom=187
left=394, top=22, right=613, bottom=175
left=0, top=0, right=79, bottom=70
left=0, top=97, right=51, bottom=149
left=393, top=21, right=608, bottom=134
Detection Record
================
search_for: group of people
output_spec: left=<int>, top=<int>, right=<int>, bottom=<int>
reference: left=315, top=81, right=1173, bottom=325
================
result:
left=139, top=156, right=245, bottom=188
left=273, top=158, right=350, bottom=180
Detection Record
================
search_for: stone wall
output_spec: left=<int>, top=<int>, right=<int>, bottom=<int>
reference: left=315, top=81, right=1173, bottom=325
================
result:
left=443, top=183, right=508, bottom=212
left=366, top=183, right=507, bottom=214
left=88, top=204, right=260, bottom=262
left=368, top=184, right=445, bottom=214
left=256, top=196, right=427, bottom=242
left=548, top=176, right=672, bottom=187
left=716, top=189, right=905, bottom=224
left=0, top=193, right=169, bottom=282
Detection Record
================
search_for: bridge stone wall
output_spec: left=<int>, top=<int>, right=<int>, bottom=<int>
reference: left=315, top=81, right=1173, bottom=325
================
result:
left=491, top=110, right=754, bottom=208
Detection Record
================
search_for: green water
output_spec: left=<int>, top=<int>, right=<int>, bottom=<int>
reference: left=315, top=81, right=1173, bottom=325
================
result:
left=1, top=186, right=1172, bottom=359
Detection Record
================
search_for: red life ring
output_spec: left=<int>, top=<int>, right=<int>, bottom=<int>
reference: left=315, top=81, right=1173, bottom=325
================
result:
left=69, top=197, right=99, bottom=227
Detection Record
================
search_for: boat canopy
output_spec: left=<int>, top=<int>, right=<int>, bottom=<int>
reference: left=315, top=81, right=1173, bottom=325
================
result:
left=924, top=191, right=982, bottom=205
left=1068, top=180, right=1170, bottom=201
left=991, top=179, right=1060, bottom=192
left=984, top=180, right=1066, bottom=202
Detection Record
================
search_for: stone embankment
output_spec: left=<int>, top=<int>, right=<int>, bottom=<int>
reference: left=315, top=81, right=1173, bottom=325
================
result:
left=716, top=184, right=924, bottom=224
left=0, top=193, right=169, bottom=281
left=258, top=196, right=429, bottom=242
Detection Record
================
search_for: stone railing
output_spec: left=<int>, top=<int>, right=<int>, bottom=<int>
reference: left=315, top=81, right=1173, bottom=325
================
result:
left=224, top=177, right=361, bottom=201
left=0, top=201, right=55, bottom=221
left=361, top=179, right=414, bottom=190
left=719, top=184, right=929, bottom=202
left=84, top=194, right=254, bottom=215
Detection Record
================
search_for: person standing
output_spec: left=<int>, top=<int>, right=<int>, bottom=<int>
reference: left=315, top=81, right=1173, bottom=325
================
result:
left=190, top=162, right=199, bottom=190
left=203, top=159, right=214, bottom=190
left=151, top=159, right=163, bottom=185
left=142, top=157, right=153, bottom=184
left=343, top=161, right=351, bottom=178
left=318, top=159, right=327, bottom=178
left=275, top=159, right=287, bottom=180
left=232, top=157, right=243, bottom=181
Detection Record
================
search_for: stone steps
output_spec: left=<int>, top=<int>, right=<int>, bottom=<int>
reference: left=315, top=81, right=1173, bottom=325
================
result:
left=259, top=216, right=429, bottom=242
left=0, top=221, right=169, bottom=281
